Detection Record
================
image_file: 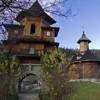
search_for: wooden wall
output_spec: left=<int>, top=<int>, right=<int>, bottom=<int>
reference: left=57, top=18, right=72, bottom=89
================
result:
left=69, top=62, right=100, bottom=79
left=42, top=30, right=54, bottom=42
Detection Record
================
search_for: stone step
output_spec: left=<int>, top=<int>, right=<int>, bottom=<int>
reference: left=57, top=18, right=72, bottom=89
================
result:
left=19, top=93, right=39, bottom=100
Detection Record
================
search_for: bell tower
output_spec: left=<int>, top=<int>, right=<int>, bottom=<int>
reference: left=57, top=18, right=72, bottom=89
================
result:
left=2, top=0, right=60, bottom=93
left=77, top=31, right=91, bottom=55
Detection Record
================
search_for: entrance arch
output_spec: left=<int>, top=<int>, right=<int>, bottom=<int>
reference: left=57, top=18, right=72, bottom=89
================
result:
left=18, top=73, right=41, bottom=93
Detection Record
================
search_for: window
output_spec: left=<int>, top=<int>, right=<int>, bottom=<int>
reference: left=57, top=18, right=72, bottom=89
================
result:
left=31, top=24, right=35, bottom=34
left=47, top=31, right=50, bottom=36
left=31, top=65, right=34, bottom=71
left=29, top=48, right=34, bottom=54
left=14, top=30, right=18, bottom=35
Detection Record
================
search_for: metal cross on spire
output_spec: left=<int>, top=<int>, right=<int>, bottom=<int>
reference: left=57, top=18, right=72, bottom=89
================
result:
left=82, top=26, right=85, bottom=32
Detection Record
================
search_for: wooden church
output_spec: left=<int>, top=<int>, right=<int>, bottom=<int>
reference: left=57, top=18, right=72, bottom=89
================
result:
left=69, top=32, right=100, bottom=79
left=2, top=0, right=60, bottom=92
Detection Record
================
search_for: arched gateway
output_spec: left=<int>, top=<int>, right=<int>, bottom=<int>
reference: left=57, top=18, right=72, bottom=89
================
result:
left=2, top=0, right=60, bottom=94
left=18, top=64, right=42, bottom=93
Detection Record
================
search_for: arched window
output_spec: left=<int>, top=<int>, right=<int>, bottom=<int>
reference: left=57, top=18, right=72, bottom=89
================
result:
left=31, top=24, right=35, bottom=34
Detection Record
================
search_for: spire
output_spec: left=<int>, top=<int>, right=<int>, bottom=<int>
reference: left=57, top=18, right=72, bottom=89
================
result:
left=77, top=31, right=91, bottom=44
left=28, top=0, right=44, bottom=12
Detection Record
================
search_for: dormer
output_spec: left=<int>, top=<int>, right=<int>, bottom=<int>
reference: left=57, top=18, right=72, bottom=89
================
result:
left=42, top=27, right=59, bottom=42
left=3, top=24, right=24, bottom=39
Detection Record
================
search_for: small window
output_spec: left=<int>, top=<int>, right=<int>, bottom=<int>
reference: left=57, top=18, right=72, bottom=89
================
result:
left=31, top=24, right=35, bottom=34
left=14, top=30, right=18, bottom=35
left=29, top=48, right=34, bottom=54
left=47, top=31, right=50, bottom=36
left=31, top=65, right=34, bottom=71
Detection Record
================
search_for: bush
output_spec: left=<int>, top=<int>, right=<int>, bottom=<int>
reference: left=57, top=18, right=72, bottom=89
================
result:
left=39, top=91, right=51, bottom=100
left=7, top=88, right=19, bottom=100
left=7, top=94, right=19, bottom=100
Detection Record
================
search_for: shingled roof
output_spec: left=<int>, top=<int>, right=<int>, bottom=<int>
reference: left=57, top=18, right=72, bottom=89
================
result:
left=29, top=0, right=43, bottom=12
left=70, top=50, right=99, bottom=63
left=15, top=0, right=56, bottom=25
left=3, top=24, right=24, bottom=29
left=77, top=31, right=91, bottom=44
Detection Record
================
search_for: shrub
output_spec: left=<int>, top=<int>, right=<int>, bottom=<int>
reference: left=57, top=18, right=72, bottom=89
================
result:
left=39, top=91, right=51, bottom=100
left=7, top=88, right=19, bottom=100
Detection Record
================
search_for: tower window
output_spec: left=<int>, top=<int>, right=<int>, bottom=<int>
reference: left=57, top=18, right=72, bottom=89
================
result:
left=14, top=30, right=18, bottom=35
left=31, top=24, right=35, bottom=34
left=29, top=48, right=34, bottom=54
left=47, top=31, right=50, bottom=36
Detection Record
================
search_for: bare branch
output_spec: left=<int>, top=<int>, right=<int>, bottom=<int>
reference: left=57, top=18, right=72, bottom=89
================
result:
left=0, top=0, right=74, bottom=39
left=0, top=0, right=73, bottom=22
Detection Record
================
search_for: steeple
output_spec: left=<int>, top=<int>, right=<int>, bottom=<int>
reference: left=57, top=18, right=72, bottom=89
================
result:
left=77, top=31, right=91, bottom=55
left=77, top=31, right=91, bottom=44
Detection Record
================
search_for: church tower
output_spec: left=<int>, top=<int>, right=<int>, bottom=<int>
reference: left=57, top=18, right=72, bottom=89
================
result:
left=3, top=0, right=59, bottom=63
left=77, top=31, right=91, bottom=55
left=70, top=31, right=100, bottom=79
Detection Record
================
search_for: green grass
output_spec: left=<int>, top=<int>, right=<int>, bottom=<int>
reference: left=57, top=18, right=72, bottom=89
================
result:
left=69, top=82, right=100, bottom=100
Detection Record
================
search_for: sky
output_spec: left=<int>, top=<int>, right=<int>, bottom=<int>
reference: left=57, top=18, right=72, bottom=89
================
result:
left=1, top=0, right=100, bottom=49
left=54, top=0, right=100, bottom=49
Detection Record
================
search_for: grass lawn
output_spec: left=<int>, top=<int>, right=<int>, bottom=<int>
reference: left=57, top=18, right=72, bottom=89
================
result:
left=69, top=82, right=100, bottom=100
